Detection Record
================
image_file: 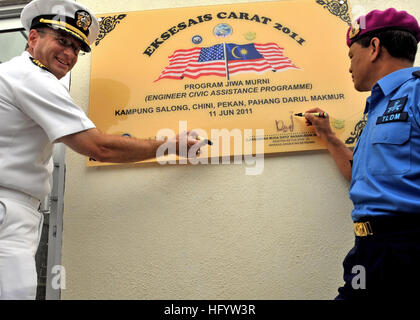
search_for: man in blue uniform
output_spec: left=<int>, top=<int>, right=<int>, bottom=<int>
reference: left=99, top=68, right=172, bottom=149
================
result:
left=304, top=8, right=420, bottom=299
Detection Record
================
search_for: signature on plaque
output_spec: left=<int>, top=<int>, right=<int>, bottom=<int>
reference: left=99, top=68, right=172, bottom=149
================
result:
left=275, top=112, right=295, bottom=133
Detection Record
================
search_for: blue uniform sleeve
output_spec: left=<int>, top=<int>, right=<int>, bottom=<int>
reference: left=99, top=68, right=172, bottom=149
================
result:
left=408, top=80, right=420, bottom=128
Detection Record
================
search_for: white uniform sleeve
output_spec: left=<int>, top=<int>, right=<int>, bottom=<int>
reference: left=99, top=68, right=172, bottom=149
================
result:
left=14, top=70, right=95, bottom=142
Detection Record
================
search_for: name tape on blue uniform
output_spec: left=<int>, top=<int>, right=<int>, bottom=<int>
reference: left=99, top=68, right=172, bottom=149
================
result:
left=376, top=112, right=408, bottom=124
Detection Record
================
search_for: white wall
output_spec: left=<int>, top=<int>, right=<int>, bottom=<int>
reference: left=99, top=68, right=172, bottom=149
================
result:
left=61, top=0, right=420, bottom=299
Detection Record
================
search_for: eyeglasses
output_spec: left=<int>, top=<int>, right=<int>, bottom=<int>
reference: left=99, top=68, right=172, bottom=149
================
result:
left=37, top=30, right=85, bottom=56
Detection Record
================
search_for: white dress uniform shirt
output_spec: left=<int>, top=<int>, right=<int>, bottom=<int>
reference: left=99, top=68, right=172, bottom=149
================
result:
left=0, top=51, right=95, bottom=299
left=0, top=51, right=95, bottom=201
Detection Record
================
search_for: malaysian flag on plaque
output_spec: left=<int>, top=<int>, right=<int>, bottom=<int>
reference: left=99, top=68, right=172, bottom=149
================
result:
left=155, top=42, right=299, bottom=81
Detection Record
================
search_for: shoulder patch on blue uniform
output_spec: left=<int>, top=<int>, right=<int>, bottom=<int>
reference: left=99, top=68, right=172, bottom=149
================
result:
left=413, top=70, right=420, bottom=77
left=376, top=112, right=408, bottom=124
left=384, top=96, right=408, bottom=116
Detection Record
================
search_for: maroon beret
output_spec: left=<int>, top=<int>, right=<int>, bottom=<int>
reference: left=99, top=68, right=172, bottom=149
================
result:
left=347, top=8, right=420, bottom=47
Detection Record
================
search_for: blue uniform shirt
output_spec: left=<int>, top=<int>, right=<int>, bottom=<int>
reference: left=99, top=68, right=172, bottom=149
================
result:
left=350, top=67, right=420, bottom=221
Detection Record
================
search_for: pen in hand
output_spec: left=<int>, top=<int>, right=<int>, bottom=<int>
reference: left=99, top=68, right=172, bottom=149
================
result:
left=294, top=112, right=328, bottom=118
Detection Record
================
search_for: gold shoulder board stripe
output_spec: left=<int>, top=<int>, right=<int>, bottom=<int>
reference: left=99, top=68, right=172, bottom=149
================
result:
left=30, top=57, right=51, bottom=73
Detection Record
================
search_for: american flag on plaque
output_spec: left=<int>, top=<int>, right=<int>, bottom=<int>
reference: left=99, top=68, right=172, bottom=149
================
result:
left=155, top=42, right=299, bottom=81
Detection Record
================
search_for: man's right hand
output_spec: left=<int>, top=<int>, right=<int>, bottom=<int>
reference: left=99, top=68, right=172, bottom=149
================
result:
left=165, top=131, right=207, bottom=158
left=304, top=107, right=334, bottom=142
left=303, top=107, right=353, bottom=181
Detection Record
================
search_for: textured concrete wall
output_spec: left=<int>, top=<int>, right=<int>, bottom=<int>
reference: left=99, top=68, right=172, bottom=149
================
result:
left=61, top=0, right=419, bottom=299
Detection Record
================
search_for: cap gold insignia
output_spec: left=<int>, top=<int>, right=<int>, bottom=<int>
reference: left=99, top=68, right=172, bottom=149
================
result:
left=349, top=21, right=361, bottom=39
left=76, top=10, right=92, bottom=31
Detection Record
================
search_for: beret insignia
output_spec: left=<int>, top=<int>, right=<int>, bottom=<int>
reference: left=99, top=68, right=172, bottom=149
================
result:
left=349, top=21, right=361, bottom=39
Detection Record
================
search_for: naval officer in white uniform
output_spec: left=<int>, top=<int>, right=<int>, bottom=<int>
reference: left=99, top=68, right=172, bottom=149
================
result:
left=0, top=0, right=202, bottom=299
